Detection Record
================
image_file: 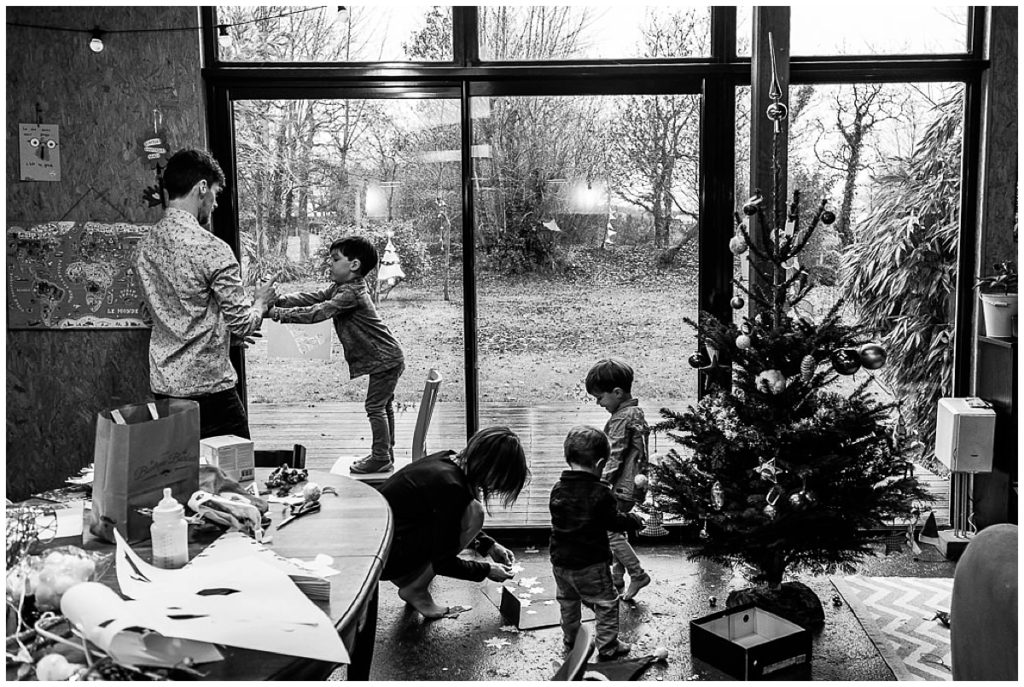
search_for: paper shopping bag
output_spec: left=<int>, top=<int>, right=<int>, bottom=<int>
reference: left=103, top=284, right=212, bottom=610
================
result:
left=89, top=399, right=200, bottom=543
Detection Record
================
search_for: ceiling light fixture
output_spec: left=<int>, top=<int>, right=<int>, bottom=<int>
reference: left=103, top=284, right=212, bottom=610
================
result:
left=217, top=24, right=232, bottom=48
left=88, top=27, right=104, bottom=53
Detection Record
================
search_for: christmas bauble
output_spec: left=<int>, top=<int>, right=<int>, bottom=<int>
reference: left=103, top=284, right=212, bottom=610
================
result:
left=688, top=351, right=710, bottom=368
left=728, top=234, right=748, bottom=255
left=699, top=526, right=710, bottom=540
left=709, top=595, right=717, bottom=607
left=859, top=343, right=887, bottom=370
left=821, top=210, right=836, bottom=225
left=763, top=504, right=777, bottom=518
left=730, top=296, right=745, bottom=309
left=735, top=334, right=752, bottom=350
left=742, top=192, right=764, bottom=216
left=766, top=101, right=789, bottom=122
left=756, top=369, right=786, bottom=394
left=711, top=481, right=725, bottom=510
left=830, top=348, right=861, bottom=375
left=634, top=474, right=648, bottom=490
left=789, top=491, right=807, bottom=508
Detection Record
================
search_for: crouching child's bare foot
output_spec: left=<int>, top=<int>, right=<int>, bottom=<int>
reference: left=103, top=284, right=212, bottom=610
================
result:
left=397, top=586, right=449, bottom=619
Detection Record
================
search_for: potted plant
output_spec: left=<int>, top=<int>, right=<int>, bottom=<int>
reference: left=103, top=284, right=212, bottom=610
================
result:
left=976, top=261, right=1017, bottom=338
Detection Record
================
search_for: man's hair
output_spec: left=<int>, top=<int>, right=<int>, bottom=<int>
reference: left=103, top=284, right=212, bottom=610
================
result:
left=564, top=425, right=610, bottom=469
left=585, top=358, right=634, bottom=395
left=162, top=149, right=226, bottom=200
left=330, top=236, right=379, bottom=276
left=461, top=426, right=530, bottom=509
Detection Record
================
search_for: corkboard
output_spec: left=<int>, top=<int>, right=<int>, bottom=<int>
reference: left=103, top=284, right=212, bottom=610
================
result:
left=5, top=7, right=206, bottom=499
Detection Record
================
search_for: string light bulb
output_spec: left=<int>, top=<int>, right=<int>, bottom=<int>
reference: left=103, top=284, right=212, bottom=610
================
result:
left=88, top=27, right=104, bottom=53
left=337, top=6, right=349, bottom=23
left=217, top=24, right=232, bottom=48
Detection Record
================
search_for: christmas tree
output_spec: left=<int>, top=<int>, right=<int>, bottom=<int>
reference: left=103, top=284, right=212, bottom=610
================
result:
left=377, top=233, right=405, bottom=299
left=650, top=42, right=929, bottom=613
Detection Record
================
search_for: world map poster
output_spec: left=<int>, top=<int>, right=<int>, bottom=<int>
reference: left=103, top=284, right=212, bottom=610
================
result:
left=7, top=221, right=151, bottom=329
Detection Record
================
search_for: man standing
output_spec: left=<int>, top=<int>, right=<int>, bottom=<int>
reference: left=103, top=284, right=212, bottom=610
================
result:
left=135, top=149, right=276, bottom=438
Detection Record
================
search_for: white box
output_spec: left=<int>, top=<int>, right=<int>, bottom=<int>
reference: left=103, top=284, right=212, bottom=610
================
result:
left=935, top=398, right=996, bottom=472
left=199, top=435, right=255, bottom=484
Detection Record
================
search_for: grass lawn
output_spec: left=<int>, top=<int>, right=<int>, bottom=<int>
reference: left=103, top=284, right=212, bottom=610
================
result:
left=245, top=247, right=702, bottom=409
left=243, top=245, right=878, bottom=421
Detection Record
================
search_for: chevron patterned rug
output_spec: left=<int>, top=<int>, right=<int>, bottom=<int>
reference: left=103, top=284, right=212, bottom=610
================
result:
left=831, top=575, right=954, bottom=681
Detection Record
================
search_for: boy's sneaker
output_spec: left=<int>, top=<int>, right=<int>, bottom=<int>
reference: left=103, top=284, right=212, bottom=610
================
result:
left=350, top=455, right=394, bottom=474
left=622, top=573, right=651, bottom=601
left=597, top=641, right=631, bottom=661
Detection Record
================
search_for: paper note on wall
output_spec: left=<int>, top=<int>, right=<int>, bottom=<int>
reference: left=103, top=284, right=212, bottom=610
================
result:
left=19, top=123, right=61, bottom=181
left=265, top=318, right=332, bottom=360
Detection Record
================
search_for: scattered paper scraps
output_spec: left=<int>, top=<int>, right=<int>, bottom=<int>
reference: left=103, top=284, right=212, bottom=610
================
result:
left=442, top=605, right=471, bottom=619
left=483, top=572, right=594, bottom=630
left=509, top=563, right=524, bottom=575
left=499, top=625, right=520, bottom=633
left=524, top=546, right=539, bottom=554
left=484, top=637, right=511, bottom=650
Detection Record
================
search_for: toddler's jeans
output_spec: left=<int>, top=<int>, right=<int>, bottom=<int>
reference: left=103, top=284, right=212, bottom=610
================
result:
left=609, top=498, right=644, bottom=588
left=553, top=561, right=620, bottom=657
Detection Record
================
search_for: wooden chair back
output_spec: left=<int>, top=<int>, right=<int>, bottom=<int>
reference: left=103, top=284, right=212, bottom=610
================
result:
left=411, top=368, right=442, bottom=461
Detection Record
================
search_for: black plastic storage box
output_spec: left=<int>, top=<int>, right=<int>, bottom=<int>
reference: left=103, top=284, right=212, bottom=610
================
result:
left=690, top=602, right=812, bottom=679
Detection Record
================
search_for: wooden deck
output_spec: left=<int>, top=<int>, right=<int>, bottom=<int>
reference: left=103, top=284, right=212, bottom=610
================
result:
left=248, top=401, right=949, bottom=530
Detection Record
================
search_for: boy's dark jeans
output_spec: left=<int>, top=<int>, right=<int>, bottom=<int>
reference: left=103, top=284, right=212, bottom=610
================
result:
left=154, top=387, right=249, bottom=440
left=553, top=561, right=620, bottom=657
left=366, top=362, right=404, bottom=462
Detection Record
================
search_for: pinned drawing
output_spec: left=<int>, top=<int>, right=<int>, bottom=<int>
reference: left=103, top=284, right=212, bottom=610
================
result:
left=265, top=319, right=332, bottom=360
left=19, top=123, right=60, bottom=181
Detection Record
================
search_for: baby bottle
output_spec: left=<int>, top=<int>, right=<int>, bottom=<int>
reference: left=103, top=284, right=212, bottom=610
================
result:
left=151, top=488, right=189, bottom=569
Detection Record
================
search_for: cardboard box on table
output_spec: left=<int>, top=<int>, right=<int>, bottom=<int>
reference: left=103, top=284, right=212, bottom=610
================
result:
left=690, top=603, right=811, bottom=679
left=199, top=435, right=255, bottom=484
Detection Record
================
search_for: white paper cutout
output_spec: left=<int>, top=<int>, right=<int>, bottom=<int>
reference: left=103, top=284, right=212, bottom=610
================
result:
left=265, top=318, right=332, bottom=360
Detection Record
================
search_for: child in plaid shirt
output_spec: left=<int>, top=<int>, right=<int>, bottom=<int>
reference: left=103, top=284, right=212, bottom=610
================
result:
left=269, top=236, right=404, bottom=473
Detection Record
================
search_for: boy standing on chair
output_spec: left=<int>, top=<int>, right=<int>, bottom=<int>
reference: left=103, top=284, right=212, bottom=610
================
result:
left=585, top=358, right=652, bottom=601
left=550, top=425, right=644, bottom=660
left=269, top=236, right=404, bottom=473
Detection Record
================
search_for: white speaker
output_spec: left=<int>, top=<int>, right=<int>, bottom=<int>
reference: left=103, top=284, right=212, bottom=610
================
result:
left=934, top=398, right=996, bottom=473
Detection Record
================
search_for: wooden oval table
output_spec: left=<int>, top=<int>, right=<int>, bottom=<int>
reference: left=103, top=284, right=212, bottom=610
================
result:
left=240, top=468, right=394, bottom=681
left=62, top=469, right=392, bottom=681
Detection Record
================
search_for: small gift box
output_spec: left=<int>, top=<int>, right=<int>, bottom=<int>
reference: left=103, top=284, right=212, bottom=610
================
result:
left=690, top=602, right=811, bottom=679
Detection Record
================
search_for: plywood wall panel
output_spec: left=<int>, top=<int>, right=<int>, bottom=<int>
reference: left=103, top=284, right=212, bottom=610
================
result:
left=6, top=7, right=206, bottom=499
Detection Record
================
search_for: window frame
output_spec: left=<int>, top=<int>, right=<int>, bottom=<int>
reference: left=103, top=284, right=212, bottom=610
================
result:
left=200, top=6, right=988, bottom=435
